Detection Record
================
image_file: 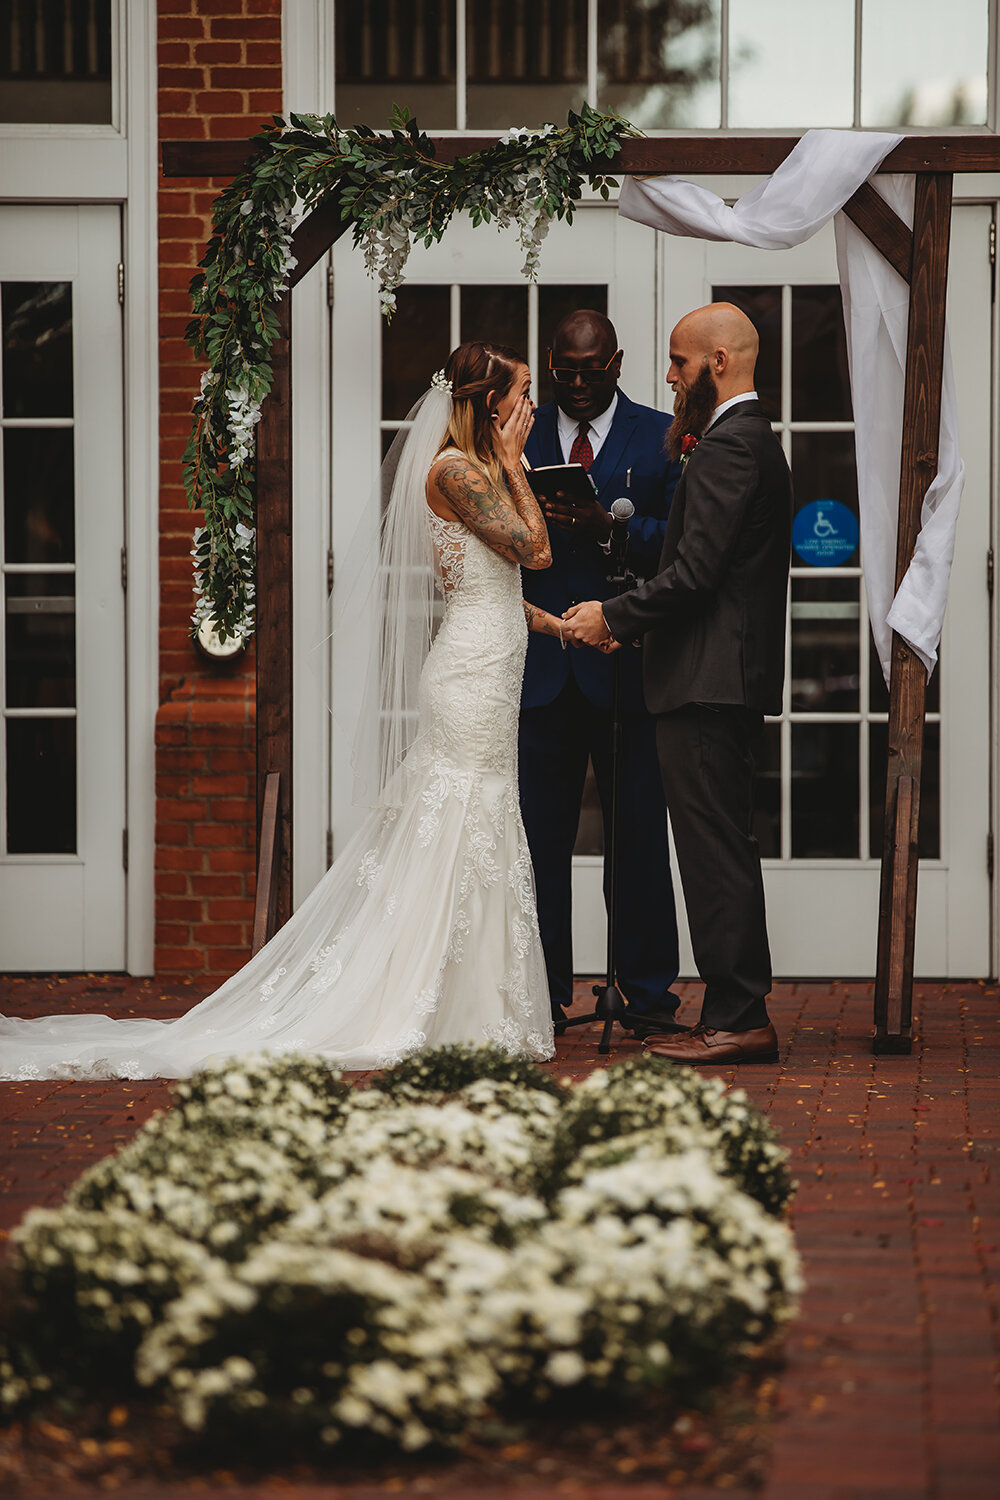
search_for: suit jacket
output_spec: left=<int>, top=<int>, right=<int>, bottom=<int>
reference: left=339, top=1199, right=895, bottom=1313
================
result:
left=603, top=400, right=792, bottom=717
left=521, top=391, right=680, bottom=712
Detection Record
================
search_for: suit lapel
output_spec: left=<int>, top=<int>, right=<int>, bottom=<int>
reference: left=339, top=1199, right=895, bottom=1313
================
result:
left=589, top=393, right=638, bottom=502
left=533, top=403, right=563, bottom=467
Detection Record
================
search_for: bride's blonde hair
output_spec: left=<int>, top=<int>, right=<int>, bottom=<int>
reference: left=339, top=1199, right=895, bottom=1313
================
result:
left=438, top=341, right=526, bottom=485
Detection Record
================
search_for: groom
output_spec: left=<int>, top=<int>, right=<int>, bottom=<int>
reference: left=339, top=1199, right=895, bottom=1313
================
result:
left=564, top=303, right=792, bottom=1066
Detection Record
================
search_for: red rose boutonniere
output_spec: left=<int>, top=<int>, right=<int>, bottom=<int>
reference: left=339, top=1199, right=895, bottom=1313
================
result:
left=680, top=433, right=699, bottom=467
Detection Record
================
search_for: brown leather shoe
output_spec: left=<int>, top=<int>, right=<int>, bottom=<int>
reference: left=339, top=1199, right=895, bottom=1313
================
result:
left=642, top=1022, right=779, bottom=1066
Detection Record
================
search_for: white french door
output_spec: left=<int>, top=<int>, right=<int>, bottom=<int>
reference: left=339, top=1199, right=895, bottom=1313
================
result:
left=324, top=200, right=992, bottom=982
left=0, top=205, right=126, bottom=970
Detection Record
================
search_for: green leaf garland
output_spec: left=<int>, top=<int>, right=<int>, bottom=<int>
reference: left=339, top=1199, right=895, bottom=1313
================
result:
left=184, top=104, right=640, bottom=641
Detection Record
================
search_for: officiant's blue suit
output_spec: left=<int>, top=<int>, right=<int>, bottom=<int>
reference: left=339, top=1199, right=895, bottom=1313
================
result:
left=520, top=391, right=682, bottom=1014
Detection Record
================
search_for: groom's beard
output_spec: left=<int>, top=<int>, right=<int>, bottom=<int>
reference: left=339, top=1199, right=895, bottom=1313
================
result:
left=667, top=362, right=719, bottom=461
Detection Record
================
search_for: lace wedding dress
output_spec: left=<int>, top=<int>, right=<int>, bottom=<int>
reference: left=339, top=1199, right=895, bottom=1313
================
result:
left=0, top=469, right=554, bottom=1080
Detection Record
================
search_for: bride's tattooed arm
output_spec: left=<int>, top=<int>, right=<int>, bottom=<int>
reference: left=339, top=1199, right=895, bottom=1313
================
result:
left=430, top=454, right=552, bottom=570
left=523, top=600, right=567, bottom=642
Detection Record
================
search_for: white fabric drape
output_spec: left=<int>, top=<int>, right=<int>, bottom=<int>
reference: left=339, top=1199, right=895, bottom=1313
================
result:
left=618, top=128, right=963, bottom=679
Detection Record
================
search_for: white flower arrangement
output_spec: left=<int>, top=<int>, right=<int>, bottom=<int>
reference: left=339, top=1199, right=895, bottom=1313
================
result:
left=3, top=1047, right=800, bottom=1455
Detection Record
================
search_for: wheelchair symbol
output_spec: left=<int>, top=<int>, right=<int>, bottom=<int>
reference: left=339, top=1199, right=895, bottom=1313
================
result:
left=813, top=508, right=838, bottom=539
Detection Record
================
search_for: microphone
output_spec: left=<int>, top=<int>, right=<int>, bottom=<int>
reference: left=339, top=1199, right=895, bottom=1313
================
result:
left=609, top=496, right=634, bottom=576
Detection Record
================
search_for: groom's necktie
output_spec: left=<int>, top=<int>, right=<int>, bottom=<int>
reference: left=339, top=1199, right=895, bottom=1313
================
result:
left=569, top=422, right=594, bottom=471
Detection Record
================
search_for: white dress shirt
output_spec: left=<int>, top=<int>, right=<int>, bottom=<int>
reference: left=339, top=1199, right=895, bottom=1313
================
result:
left=556, top=391, right=618, bottom=463
left=706, top=390, right=758, bottom=429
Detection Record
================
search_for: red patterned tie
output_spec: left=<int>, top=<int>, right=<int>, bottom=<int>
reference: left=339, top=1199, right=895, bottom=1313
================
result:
left=569, top=421, right=594, bottom=471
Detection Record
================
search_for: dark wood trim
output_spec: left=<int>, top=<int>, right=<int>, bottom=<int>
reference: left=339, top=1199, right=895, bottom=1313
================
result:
left=251, top=771, right=281, bottom=956
left=873, top=172, right=954, bottom=1052
left=254, top=296, right=293, bottom=931
left=290, top=195, right=353, bottom=286
left=162, top=134, right=1000, bottom=182
left=841, top=182, right=913, bottom=283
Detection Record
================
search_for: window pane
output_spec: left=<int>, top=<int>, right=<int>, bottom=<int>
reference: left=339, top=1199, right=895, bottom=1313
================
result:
left=2, top=283, right=73, bottom=419
left=729, top=0, right=854, bottom=128
left=791, top=431, right=859, bottom=547
left=537, top=284, right=608, bottom=408
left=753, top=720, right=781, bottom=858
left=869, top=721, right=940, bottom=859
left=6, top=717, right=76, bottom=854
left=460, top=285, right=528, bottom=358
left=0, top=0, right=112, bottom=125
left=791, top=575, right=860, bottom=713
left=791, top=286, right=851, bottom=422
left=336, top=0, right=457, bottom=130
left=4, top=573, right=76, bottom=709
left=2, top=427, right=75, bottom=566
left=861, top=0, right=988, bottom=127
left=597, top=0, right=721, bottom=129
left=792, top=723, right=859, bottom=858
left=711, top=286, right=780, bottom=420
left=381, top=285, right=451, bottom=420
left=467, top=0, right=587, bottom=130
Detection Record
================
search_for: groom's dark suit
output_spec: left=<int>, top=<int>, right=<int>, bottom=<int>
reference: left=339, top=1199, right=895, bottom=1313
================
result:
left=603, top=399, right=792, bottom=1032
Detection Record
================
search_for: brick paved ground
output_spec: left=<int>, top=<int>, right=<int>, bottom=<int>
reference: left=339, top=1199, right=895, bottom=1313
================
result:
left=1, top=973, right=999, bottom=1499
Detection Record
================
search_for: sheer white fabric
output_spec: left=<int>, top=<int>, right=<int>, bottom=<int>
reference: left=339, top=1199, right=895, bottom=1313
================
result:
left=0, top=458, right=553, bottom=1080
left=619, top=128, right=964, bottom=680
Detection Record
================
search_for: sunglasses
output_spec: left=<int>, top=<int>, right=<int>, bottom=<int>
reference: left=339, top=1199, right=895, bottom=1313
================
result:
left=547, top=349, right=621, bottom=385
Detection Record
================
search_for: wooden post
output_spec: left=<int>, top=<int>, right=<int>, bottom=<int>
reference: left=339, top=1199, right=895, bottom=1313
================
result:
left=873, top=172, right=953, bottom=1053
left=254, top=296, right=293, bottom=929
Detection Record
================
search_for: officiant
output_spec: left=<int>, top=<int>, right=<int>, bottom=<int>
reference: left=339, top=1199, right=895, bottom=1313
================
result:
left=520, top=309, right=685, bottom=1037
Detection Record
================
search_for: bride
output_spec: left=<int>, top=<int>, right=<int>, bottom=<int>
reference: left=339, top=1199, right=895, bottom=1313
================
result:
left=0, top=341, right=573, bottom=1080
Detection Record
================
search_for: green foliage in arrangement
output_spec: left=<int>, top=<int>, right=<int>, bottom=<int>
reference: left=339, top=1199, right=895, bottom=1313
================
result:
left=2, top=1046, right=800, bottom=1455
left=183, top=105, right=640, bottom=641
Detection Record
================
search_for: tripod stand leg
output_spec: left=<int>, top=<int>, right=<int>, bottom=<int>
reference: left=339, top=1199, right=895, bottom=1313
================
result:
left=599, top=1016, right=616, bottom=1054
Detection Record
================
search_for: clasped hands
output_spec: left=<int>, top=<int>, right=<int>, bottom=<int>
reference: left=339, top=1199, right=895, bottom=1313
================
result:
left=562, top=600, right=621, bottom=654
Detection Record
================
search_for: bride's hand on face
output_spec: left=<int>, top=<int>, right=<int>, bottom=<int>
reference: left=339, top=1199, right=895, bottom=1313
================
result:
left=493, top=395, right=534, bottom=470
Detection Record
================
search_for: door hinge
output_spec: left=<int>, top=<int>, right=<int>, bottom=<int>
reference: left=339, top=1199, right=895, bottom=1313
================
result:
left=120, top=545, right=127, bottom=592
left=122, top=828, right=129, bottom=873
left=327, top=264, right=335, bottom=309
left=988, top=832, right=994, bottom=880
left=988, top=547, right=994, bottom=598
left=327, top=547, right=335, bottom=593
left=117, top=261, right=125, bottom=306
left=326, top=829, right=334, bottom=867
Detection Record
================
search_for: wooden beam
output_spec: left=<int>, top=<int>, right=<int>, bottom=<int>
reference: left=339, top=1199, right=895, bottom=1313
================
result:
left=254, top=296, right=293, bottom=931
left=162, top=134, right=1000, bottom=182
left=842, top=182, right=913, bottom=283
left=251, top=771, right=281, bottom=956
left=289, top=195, right=352, bottom=286
left=873, top=172, right=954, bottom=1054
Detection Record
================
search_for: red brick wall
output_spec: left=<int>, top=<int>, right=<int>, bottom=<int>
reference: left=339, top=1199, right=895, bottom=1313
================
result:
left=155, top=0, right=282, bottom=981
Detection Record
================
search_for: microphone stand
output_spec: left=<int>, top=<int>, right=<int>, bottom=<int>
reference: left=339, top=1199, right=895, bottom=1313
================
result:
left=557, top=495, right=636, bottom=1056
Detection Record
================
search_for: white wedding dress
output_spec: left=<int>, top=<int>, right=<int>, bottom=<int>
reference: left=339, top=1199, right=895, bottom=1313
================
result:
left=0, top=478, right=554, bottom=1080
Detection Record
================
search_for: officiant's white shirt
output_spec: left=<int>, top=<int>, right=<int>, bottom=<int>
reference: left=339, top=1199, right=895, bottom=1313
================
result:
left=556, top=391, right=618, bottom=463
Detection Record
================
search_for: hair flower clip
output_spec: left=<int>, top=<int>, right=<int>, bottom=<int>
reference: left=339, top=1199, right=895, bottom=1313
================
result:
left=430, top=369, right=453, bottom=396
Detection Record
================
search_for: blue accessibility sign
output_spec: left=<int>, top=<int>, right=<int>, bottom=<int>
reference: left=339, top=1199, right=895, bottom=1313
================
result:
left=792, top=499, right=859, bottom=567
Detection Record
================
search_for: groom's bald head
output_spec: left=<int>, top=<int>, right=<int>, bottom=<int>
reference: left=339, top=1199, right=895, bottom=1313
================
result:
left=665, top=303, right=760, bottom=457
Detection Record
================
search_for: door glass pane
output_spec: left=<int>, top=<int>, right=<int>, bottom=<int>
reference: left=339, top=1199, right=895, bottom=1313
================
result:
left=467, top=0, right=587, bottom=129
left=2, top=427, right=75, bottom=565
left=791, top=576, right=860, bottom=713
left=792, top=432, right=859, bottom=543
left=5, top=717, right=76, bottom=854
left=753, top=721, right=781, bottom=857
left=729, top=0, right=854, bottom=127
left=335, top=0, right=456, bottom=129
left=792, top=723, right=859, bottom=858
left=538, top=284, right=607, bottom=409
left=381, top=285, right=451, bottom=420
left=791, top=286, right=852, bottom=421
left=2, top=283, right=73, bottom=418
left=711, top=285, right=781, bottom=420
left=4, top=574, right=76, bottom=709
left=861, top=0, right=988, bottom=127
left=869, top=721, right=940, bottom=859
left=460, top=285, right=528, bottom=357
left=597, top=0, right=721, bottom=129
left=0, top=0, right=113, bottom=124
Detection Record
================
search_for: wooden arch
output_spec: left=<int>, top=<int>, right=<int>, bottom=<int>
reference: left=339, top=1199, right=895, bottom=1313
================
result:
left=163, top=133, right=1000, bottom=1054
